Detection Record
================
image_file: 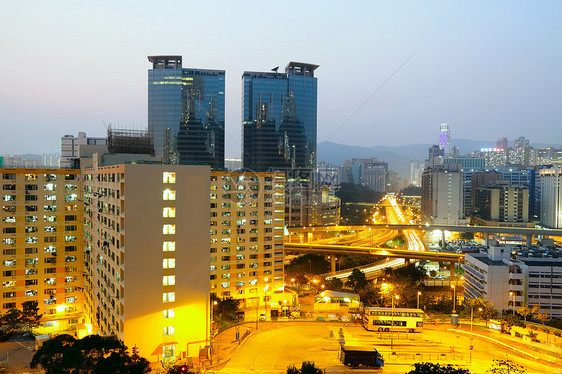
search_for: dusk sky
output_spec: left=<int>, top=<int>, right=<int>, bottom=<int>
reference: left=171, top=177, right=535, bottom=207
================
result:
left=2, top=1, right=561, bottom=158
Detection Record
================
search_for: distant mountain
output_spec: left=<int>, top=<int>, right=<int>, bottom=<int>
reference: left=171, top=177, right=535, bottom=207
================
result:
left=317, top=139, right=562, bottom=179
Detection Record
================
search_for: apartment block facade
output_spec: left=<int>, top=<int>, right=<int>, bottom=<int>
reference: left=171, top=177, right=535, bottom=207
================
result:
left=83, top=163, right=210, bottom=362
left=210, top=171, right=286, bottom=311
left=1, top=168, right=83, bottom=333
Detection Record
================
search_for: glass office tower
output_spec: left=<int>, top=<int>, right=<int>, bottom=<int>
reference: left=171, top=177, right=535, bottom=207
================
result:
left=242, top=62, right=318, bottom=171
left=148, top=56, right=225, bottom=169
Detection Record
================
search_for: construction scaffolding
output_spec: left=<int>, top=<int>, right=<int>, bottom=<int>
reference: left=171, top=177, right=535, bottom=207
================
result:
left=107, top=126, right=155, bottom=156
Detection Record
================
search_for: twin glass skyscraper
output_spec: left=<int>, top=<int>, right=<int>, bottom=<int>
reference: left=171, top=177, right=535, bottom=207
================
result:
left=148, top=58, right=318, bottom=172
left=242, top=62, right=318, bottom=171
left=148, top=56, right=225, bottom=170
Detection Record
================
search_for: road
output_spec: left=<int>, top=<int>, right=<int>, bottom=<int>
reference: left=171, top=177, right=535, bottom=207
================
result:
left=212, top=322, right=561, bottom=374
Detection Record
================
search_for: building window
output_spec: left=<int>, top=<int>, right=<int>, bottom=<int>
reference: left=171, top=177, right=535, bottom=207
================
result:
left=163, top=309, right=175, bottom=318
left=163, top=276, right=175, bottom=286
left=163, top=189, right=176, bottom=200
left=163, top=172, right=176, bottom=184
left=163, top=224, right=176, bottom=235
left=163, top=258, right=175, bottom=269
left=163, top=207, right=176, bottom=218
left=163, top=292, right=175, bottom=303
left=163, top=241, right=175, bottom=251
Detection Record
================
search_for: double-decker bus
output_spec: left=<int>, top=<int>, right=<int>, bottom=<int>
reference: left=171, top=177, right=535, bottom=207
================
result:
left=363, top=307, right=424, bottom=333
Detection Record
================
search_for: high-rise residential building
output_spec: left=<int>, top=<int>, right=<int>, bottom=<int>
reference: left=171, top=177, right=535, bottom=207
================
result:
left=472, top=181, right=530, bottom=227
left=242, top=62, right=318, bottom=171
left=496, top=137, right=509, bottom=150
left=514, top=136, right=529, bottom=149
left=60, top=132, right=107, bottom=168
left=463, top=245, right=562, bottom=317
left=210, top=171, right=294, bottom=315
left=1, top=168, right=84, bottom=334
left=421, top=165, right=464, bottom=225
left=148, top=56, right=225, bottom=169
left=427, top=145, right=445, bottom=168
left=341, top=158, right=388, bottom=192
left=540, top=167, right=562, bottom=229
left=83, top=162, right=210, bottom=362
left=439, top=123, right=451, bottom=156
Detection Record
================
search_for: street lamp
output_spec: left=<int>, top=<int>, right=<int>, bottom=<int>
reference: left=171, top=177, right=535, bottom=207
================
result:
left=391, top=295, right=399, bottom=350
left=509, top=291, right=515, bottom=311
left=451, top=285, right=456, bottom=314
left=417, top=291, right=422, bottom=310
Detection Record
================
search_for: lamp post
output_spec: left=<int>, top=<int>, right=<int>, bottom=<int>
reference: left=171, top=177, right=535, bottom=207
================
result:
left=391, top=295, right=399, bottom=350
left=417, top=291, right=421, bottom=310
left=451, top=285, right=456, bottom=314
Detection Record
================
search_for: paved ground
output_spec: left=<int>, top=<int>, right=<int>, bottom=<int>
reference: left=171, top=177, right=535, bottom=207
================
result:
left=208, top=322, right=562, bottom=374
left=0, top=333, right=40, bottom=373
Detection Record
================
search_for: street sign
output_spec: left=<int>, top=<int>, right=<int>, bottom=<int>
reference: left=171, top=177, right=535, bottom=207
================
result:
left=470, top=345, right=474, bottom=350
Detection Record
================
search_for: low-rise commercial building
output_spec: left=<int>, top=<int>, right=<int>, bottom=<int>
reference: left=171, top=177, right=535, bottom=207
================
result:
left=463, top=245, right=562, bottom=317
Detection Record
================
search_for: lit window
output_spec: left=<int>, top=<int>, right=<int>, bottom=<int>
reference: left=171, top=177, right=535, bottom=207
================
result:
left=163, top=258, right=175, bottom=269
left=163, top=276, right=175, bottom=286
left=163, top=172, right=176, bottom=184
left=163, top=224, right=176, bottom=235
left=163, top=241, right=175, bottom=251
left=163, top=292, right=175, bottom=303
left=163, top=309, right=175, bottom=318
left=163, top=189, right=176, bottom=201
left=163, top=207, right=176, bottom=218
left=163, top=326, right=175, bottom=336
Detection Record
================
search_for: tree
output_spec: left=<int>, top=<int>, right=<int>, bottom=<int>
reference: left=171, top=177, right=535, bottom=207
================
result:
left=285, top=254, right=330, bottom=276
left=408, top=362, right=470, bottom=374
left=326, top=278, right=343, bottom=291
left=166, top=364, right=193, bottom=374
left=0, top=308, right=22, bottom=330
left=536, top=311, right=549, bottom=326
left=487, top=358, right=526, bottom=374
left=30, top=334, right=151, bottom=374
left=516, top=304, right=530, bottom=323
left=21, top=300, right=42, bottom=331
left=215, top=297, right=242, bottom=321
left=345, top=268, right=369, bottom=294
left=500, top=313, right=526, bottom=329
left=286, top=361, right=324, bottom=374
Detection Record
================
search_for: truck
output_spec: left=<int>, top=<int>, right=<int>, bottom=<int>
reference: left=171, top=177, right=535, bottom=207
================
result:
left=340, top=345, right=384, bottom=368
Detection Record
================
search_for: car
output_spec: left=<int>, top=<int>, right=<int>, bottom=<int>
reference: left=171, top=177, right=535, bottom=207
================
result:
left=259, top=313, right=266, bottom=321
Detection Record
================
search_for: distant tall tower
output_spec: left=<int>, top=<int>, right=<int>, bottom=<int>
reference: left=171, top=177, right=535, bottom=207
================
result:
left=242, top=62, right=318, bottom=171
left=514, top=136, right=529, bottom=149
left=496, top=137, right=508, bottom=150
left=148, top=56, right=225, bottom=169
left=439, top=123, right=451, bottom=156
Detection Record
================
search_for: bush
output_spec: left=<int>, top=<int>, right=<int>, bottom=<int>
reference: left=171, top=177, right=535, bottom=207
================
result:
left=514, top=331, right=522, bottom=338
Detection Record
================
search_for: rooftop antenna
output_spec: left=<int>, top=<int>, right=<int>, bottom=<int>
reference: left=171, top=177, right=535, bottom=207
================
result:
left=271, top=66, right=279, bottom=73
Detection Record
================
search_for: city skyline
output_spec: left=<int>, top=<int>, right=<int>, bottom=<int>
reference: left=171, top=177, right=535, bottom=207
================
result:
left=2, top=1, right=562, bottom=158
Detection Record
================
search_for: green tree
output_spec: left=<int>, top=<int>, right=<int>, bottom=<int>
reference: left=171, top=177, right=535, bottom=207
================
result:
left=536, top=311, right=549, bottom=326
left=408, top=362, right=470, bottom=374
left=285, top=254, right=330, bottom=276
left=215, top=297, right=242, bottom=321
left=487, top=358, right=526, bottom=374
left=500, top=313, right=526, bottom=329
left=166, top=364, right=193, bottom=374
left=286, top=361, right=324, bottom=374
left=326, top=278, right=343, bottom=291
left=0, top=308, right=22, bottom=330
left=21, top=300, right=43, bottom=331
left=516, top=304, right=530, bottom=322
left=346, top=268, right=369, bottom=294
left=30, top=334, right=151, bottom=374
